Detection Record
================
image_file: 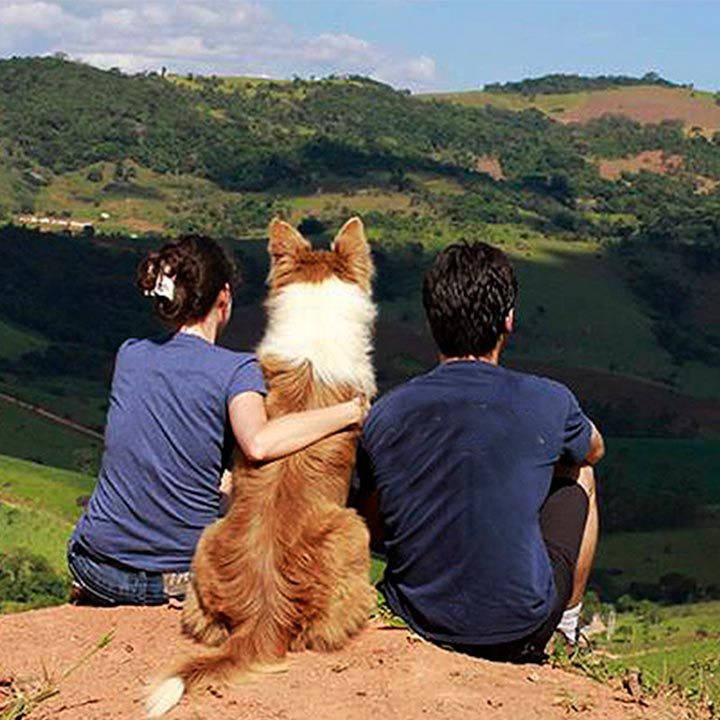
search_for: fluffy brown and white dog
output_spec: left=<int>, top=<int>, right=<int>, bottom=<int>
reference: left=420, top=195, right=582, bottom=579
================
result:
left=147, top=217, right=377, bottom=717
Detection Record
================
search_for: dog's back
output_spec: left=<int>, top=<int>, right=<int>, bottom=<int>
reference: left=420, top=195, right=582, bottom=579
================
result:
left=147, top=218, right=376, bottom=717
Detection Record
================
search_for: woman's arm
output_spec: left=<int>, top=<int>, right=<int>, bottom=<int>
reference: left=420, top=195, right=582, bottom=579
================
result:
left=229, top=392, right=365, bottom=463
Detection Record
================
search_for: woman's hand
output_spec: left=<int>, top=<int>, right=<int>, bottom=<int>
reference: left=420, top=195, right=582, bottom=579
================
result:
left=347, top=395, right=371, bottom=426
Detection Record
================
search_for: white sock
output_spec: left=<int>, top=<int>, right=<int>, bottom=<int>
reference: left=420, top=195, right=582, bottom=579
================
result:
left=556, top=603, right=582, bottom=644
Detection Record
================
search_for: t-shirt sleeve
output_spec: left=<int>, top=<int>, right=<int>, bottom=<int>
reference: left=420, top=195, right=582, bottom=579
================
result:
left=225, top=355, right=267, bottom=405
left=560, top=387, right=593, bottom=464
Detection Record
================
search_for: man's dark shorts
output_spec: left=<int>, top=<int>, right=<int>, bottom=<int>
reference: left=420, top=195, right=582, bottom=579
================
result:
left=447, top=477, right=589, bottom=663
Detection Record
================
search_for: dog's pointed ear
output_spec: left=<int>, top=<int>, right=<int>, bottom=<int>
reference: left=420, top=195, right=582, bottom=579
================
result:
left=268, top=218, right=311, bottom=260
left=332, top=217, right=373, bottom=289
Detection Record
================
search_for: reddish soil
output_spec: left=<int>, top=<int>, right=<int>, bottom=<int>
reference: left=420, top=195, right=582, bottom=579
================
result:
left=0, top=605, right=689, bottom=720
left=122, top=218, right=166, bottom=234
left=696, top=175, right=719, bottom=194
left=559, top=87, right=720, bottom=132
left=597, top=150, right=684, bottom=180
left=475, top=155, right=505, bottom=181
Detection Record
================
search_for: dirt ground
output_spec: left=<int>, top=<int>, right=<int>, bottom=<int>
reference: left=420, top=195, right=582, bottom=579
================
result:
left=0, top=605, right=691, bottom=720
left=558, top=86, right=720, bottom=132
left=597, top=150, right=684, bottom=180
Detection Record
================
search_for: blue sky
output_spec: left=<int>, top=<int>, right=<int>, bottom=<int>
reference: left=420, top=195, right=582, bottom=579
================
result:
left=0, top=1, right=717, bottom=92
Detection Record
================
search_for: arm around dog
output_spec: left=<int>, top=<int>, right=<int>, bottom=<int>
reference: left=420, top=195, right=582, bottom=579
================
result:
left=229, top=391, right=366, bottom=463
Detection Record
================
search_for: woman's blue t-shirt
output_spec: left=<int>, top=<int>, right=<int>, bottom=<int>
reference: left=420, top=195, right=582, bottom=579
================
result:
left=72, top=332, right=266, bottom=572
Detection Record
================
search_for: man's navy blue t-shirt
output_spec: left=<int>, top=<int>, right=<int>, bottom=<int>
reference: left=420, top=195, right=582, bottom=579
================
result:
left=356, top=360, right=592, bottom=646
left=72, top=332, right=266, bottom=573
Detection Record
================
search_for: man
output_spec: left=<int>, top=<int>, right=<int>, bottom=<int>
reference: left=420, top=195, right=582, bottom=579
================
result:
left=354, top=241, right=604, bottom=662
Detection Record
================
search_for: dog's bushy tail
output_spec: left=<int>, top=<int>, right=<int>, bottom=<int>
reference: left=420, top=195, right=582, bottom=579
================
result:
left=146, top=626, right=285, bottom=717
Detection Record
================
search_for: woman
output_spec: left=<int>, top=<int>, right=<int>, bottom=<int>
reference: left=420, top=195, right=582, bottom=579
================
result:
left=68, top=234, right=366, bottom=606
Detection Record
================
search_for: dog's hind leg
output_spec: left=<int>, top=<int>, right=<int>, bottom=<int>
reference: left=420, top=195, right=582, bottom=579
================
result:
left=181, top=581, right=230, bottom=647
left=296, top=508, right=375, bottom=652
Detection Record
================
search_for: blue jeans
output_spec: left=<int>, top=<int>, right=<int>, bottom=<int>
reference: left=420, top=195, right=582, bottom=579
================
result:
left=67, top=541, right=167, bottom=606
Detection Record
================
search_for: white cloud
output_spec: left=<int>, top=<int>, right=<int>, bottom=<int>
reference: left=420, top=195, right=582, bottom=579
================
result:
left=0, top=1, right=440, bottom=91
left=405, top=55, right=437, bottom=82
left=0, top=2, right=66, bottom=30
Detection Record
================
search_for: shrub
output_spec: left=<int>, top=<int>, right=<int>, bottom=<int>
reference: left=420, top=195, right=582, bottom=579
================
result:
left=0, top=548, right=68, bottom=609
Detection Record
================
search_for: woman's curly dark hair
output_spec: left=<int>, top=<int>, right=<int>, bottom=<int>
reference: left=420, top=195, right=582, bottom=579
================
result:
left=137, top=235, right=238, bottom=326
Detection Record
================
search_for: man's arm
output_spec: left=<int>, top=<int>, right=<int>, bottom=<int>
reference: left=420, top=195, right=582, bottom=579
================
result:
left=351, top=486, right=386, bottom=552
left=585, top=421, right=605, bottom=465
left=350, top=441, right=386, bottom=553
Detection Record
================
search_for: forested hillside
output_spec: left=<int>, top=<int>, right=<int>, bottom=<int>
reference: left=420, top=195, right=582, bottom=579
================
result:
left=483, top=71, right=680, bottom=95
left=1, top=57, right=718, bottom=380
left=0, top=58, right=719, bottom=605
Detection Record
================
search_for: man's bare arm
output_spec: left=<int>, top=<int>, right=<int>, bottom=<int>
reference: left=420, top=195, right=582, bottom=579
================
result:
left=585, top=421, right=605, bottom=465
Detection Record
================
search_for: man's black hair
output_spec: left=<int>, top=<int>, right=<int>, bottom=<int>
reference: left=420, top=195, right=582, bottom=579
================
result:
left=422, top=241, right=518, bottom=358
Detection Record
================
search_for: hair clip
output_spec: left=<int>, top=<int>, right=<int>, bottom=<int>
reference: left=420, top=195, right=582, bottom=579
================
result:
left=144, top=268, right=176, bottom=301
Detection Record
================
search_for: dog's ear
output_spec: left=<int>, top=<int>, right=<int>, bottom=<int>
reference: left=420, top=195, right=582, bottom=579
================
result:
left=332, top=217, right=373, bottom=290
left=268, top=218, right=311, bottom=260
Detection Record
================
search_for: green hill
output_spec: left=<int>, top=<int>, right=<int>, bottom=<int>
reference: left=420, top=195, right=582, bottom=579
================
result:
left=0, top=58, right=718, bottom=589
left=0, top=455, right=94, bottom=610
left=0, top=454, right=92, bottom=608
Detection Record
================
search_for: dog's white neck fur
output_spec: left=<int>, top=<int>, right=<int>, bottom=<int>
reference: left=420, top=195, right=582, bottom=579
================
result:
left=258, top=277, right=377, bottom=396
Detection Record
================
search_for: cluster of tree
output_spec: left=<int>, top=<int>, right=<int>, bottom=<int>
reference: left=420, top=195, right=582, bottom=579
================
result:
left=4, top=57, right=711, bottom=203
left=484, top=72, right=677, bottom=96
left=0, top=546, right=68, bottom=610
left=595, top=572, right=705, bottom=605
left=570, top=116, right=686, bottom=159
left=168, top=194, right=285, bottom=239
left=0, top=225, right=155, bottom=352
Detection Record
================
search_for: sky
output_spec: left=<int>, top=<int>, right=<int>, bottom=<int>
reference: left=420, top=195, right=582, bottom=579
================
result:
left=0, top=0, right=718, bottom=93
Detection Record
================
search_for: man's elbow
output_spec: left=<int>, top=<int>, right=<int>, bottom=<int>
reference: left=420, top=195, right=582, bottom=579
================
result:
left=586, top=426, right=605, bottom=465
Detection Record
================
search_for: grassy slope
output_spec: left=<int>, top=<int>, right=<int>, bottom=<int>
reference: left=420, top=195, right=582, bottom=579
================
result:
left=504, top=239, right=676, bottom=385
left=0, top=319, right=48, bottom=361
left=0, top=375, right=108, bottom=429
left=0, top=398, right=102, bottom=471
left=420, top=88, right=590, bottom=114
left=32, top=161, right=227, bottom=234
left=606, top=437, right=720, bottom=502
left=0, top=454, right=93, bottom=572
left=597, top=527, right=720, bottom=588
left=590, top=601, right=720, bottom=705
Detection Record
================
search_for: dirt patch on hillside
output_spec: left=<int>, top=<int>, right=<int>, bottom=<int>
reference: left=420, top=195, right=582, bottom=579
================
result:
left=597, top=150, right=684, bottom=180
left=559, top=87, right=720, bottom=132
left=475, top=155, right=505, bottom=180
left=0, top=605, right=690, bottom=720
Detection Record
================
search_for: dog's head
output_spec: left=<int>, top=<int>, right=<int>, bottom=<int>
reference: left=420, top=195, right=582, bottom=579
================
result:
left=259, top=217, right=376, bottom=395
left=266, top=217, right=373, bottom=295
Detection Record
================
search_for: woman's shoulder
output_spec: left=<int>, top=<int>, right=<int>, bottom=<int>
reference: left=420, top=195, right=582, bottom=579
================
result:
left=204, top=342, right=258, bottom=366
left=116, top=334, right=172, bottom=358
left=117, top=334, right=259, bottom=378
